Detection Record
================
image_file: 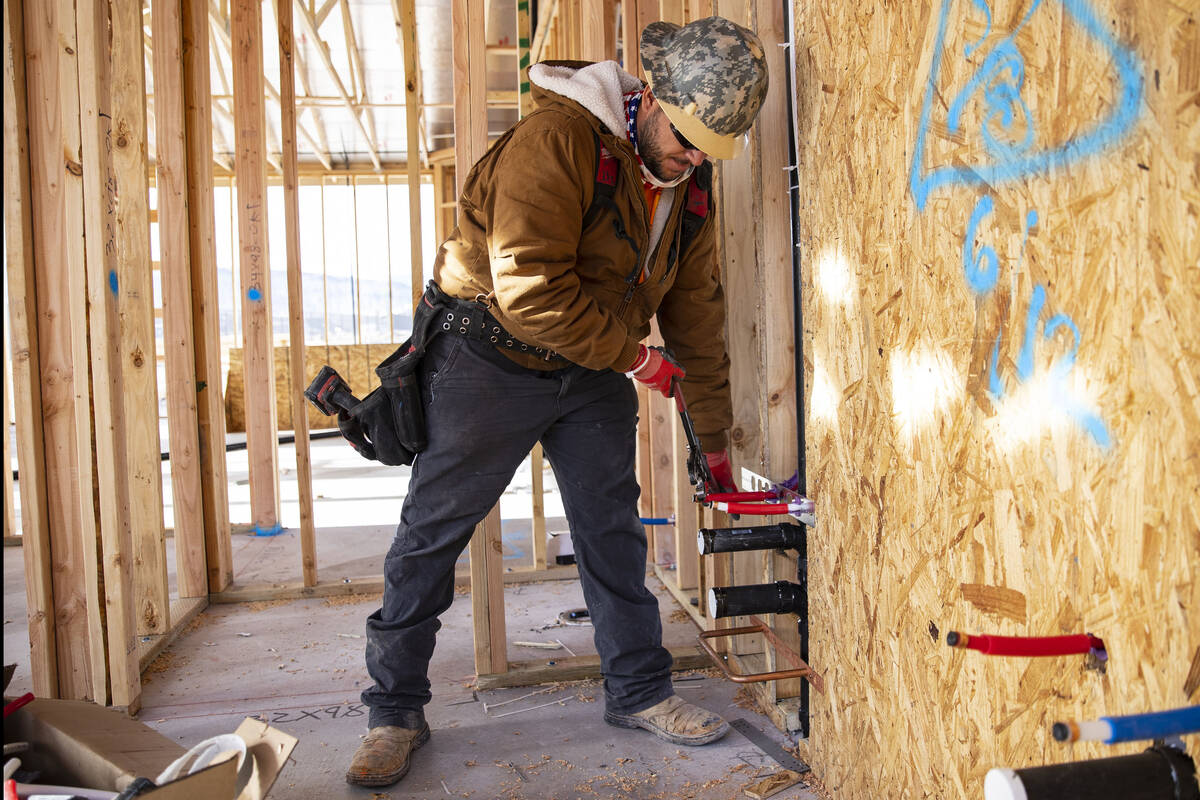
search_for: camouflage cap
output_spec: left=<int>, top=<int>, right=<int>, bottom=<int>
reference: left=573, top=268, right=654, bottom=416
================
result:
left=640, top=16, right=768, bottom=159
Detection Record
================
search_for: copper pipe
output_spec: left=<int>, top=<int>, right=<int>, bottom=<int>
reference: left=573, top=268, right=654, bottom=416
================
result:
left=697, top=621, right=824, bottom=693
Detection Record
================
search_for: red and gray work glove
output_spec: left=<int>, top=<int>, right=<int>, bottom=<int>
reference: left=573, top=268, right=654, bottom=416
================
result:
left=625, top=344, right=685, bottom=398
left=704, top=449, right=737, bottom=494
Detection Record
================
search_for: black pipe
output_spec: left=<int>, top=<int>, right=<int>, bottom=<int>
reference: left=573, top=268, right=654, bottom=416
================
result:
left=708, top=581, right=805, bottom=619
left=697, top=522, right=806, bottom=555
left=781, top=0, right=809, bottom=739
left=10, top=429, right=346, bottom=481
left=160, top=428, right=345, bottom=461
left=986, top=744, right=1198, bottom=800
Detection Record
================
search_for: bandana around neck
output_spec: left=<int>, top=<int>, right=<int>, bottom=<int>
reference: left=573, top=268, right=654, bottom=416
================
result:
left=622, top=88, right=692, bottom=190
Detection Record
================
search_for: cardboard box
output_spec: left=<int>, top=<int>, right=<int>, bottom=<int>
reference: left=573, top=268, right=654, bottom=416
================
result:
left=4, top=698, right=296, bottom=799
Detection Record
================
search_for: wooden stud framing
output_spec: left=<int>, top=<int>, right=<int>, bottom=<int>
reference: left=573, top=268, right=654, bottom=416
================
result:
left=153, top=0, right=208, bottom=600
left=232, top=0, right=282, bottom=532
left=516, top=0, right=533, bottom=117
left=531, top=445, right=547, bottom=570
left=660, top=0, right=684, bottom=25
left=620, top=0, right=637, bottom=73
left=635, top=384, right=655, bottom=561
left=276, top=0, right=318, bottom=586
left=2, top=324, right=15, bottom=544
left=752, top=0, right=801, bottom=704
left=393, top=0, right=425, bottom=309
left=580, top=0, right=612, bottom=63
left=182, top=0, right=234, bottom=592
left=475, top=647, right=711, bottom=690
left=77, top=0, right=141, bottom=710
left=115, top=0, right=172, bottom=637
left=3, top=0, right=57, bottom=697
left=338, top=0, right=376, bottom=150
left=648, top=322, right=676, bottom=568
left=293, top=2, right=383, bottom=170
left=23, top=0, right=109, bottom=701
left=672, top=419, right=699, bottom=591
left=565, top=0, right=581, bottom=60
left=634, top=0, right=657, bottom=81
left=529, top=0, right=559, bottom=65
left=453, top=0, right=509, bottom=677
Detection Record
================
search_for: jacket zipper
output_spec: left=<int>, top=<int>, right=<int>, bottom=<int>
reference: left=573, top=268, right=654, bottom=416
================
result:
left=611, top=215, right=642, bottom=319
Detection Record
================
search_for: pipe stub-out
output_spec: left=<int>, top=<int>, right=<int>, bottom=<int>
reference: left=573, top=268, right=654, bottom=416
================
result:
left=985, top=746, right=1200, bottom=800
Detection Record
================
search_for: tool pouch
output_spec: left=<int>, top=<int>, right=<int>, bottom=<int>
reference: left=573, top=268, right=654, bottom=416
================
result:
left=322, top=290, right=440, bottom=466
left=338, top=383, right=418, bottom=466
left=368, top=339, right=428, bottom=461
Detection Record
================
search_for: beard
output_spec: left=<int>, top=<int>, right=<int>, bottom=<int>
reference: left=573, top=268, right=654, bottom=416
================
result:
left=639, top=110, right=691, bottom=182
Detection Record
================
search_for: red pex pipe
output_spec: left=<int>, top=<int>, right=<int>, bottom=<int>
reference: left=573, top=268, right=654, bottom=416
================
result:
left=3, top=692, right=34, bottom=718
left=946, top=632, right=1105, bottom=657
left=713, top=501, right=794, bottom=515
left=704, top=491, right=777, bottom=503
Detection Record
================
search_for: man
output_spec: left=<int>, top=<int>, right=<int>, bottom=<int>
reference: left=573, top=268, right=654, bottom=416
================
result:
left=346, top=15, right=769, bottom=787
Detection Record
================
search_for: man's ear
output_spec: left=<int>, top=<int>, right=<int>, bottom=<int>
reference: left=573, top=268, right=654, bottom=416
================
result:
left=641, top=86, right=657, bottom=110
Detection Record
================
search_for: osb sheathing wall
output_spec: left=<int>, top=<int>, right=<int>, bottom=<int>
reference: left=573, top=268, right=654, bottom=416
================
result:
left=787, top=1, right=1199, bottom=797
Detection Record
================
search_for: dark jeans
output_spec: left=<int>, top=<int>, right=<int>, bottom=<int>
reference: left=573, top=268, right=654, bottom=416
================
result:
left=361, top=332, right=674, bottom=729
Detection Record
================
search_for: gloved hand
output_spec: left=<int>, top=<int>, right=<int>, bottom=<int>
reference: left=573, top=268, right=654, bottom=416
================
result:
left=704, top=449, right=737, bottom=493
left=625, top=344, right=685, bottom=398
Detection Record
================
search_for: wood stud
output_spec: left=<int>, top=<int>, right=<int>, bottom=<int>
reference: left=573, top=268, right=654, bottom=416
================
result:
left=232, top=0, right=282, bottom=532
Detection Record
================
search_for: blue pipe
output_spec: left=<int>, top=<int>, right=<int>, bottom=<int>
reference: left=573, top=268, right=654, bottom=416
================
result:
left=640, top=517, right=673, bottom=526
left=1054, top=705, right=1200, bottom=744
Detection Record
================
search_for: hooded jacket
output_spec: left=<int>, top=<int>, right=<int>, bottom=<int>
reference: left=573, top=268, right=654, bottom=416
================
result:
left=433, top=60, right=732, bottom=451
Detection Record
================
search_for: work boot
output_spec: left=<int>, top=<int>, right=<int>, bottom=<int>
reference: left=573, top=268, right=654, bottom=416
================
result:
left=604, top=695, right=730, bottom=745
left=345, top=723, right=430, bottom=787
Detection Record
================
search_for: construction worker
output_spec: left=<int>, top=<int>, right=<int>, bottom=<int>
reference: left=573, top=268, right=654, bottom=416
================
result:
left=346, top=16, right=770, bottom=787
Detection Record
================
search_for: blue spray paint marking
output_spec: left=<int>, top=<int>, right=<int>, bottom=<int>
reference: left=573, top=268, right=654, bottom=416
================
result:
left=108, top=270, right=119, bottom=296
left=910, top=0, right=1144, bottom=211
left=962, top=195, right=1000, bottom=294
left=1065, top=400, right=1111, bottom=448
left=987, top=332, right=1005, bottom=398
left=910, top=0, right=1133, bottom=449
left=1044, top=313, right=1080, bottom=378
left=247, top=287, right=263, bottom=302
left=963, top=0, right=992, bottom=58
left=1020, top=209, right=1038, bottom=251
left=1016, top=284, right=1047, bottom=380
left=947, top=40, right=1034, bottom=161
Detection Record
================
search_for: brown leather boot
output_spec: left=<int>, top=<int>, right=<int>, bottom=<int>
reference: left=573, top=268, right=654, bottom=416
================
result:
left=604, top=695, right=730, bottom=745
left=345, top=723, right=431, bottom=787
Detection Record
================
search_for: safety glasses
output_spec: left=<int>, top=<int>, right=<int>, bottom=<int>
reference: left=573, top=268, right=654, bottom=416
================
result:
left=669, top=121, right=700, bottom=153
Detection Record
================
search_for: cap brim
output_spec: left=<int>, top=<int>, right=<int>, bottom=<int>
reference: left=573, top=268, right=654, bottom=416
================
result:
left=656, top=98, right=747, bottom=159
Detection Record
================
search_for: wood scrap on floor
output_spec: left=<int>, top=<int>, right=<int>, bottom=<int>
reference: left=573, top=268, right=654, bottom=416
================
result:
left=743, top=768, right=804, bottom=799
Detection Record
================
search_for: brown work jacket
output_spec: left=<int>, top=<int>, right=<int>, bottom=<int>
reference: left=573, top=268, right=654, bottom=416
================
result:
left=433, top=69, right=732, bottom=451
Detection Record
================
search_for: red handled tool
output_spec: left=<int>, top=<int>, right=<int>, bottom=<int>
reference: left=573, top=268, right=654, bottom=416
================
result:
left=653, top=346, right=816, bottom=521
left=653, top=346, right=718, bottom=500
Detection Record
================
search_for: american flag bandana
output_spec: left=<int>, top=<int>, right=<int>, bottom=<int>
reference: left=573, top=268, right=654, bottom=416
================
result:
left=622, top=89, right=654, bottom=189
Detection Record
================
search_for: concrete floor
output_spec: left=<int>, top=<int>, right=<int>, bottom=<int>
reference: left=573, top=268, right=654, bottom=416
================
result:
left=3, top=436, right=822, bottom=799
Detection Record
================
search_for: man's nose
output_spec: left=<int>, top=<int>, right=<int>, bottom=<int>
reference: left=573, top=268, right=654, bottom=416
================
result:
left=685, top=149, right=707, bottom=166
